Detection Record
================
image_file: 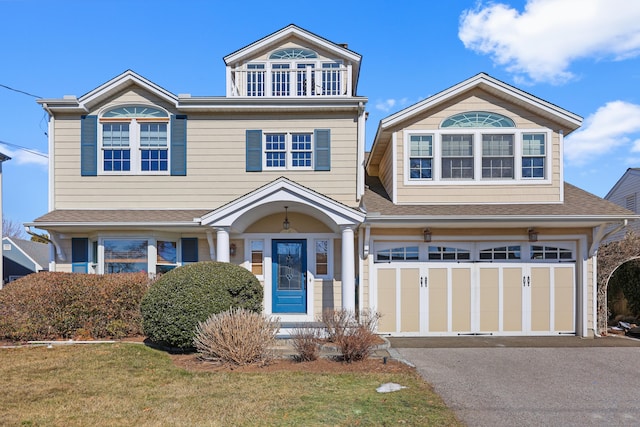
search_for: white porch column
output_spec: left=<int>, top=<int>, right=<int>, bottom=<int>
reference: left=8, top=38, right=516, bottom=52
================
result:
left=341, top=226, right=356, bottom=312
left=215, top=227, right=230, bottom=263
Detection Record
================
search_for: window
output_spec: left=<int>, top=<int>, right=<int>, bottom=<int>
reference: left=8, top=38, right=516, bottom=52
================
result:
left=479, top=246, right=521, bottom=261
left=428, top=246, right=471, bottom=261
left=442, top=134, right=474, bottom=179
left=156, top=241, right=177, bottom=274
left=99, top=106, right=170, bottom=174
left=296, top=64, right=315, bottom=96
left=482, top=134, right=514, bottom=179
left=246, top=64, right=265, bottom=97
left=104, top=239, right=148, bottom=273
left=322, top=62, right=342, bottom=95
left=315, top=240, right=328, bottom=276
left=409, top=135, right=433, bottom=180
left=376, top=246, right=419, bottom=262
left=531, top=245, right=573, bottom=261
left=271, top=64, right=290, bottom=96
left=181, top=238, right=198, bottom=264
left=404, top=114, right=550, bottom=184
left=264, top=132, right=313, bottom=170
left=250, top=240, right=264, bottom=276
left=522, top=134, right=545, bottom=179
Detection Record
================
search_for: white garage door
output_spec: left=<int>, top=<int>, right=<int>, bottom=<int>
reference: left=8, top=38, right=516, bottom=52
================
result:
left=373, top=243, right=576, bottom=336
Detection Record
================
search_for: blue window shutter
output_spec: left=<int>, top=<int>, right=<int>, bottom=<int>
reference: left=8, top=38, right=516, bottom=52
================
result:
left=71, top=238, right=89, bottom=273
left=181, top=238, right=198, bottom=263
left=171, top=115, right=187, bottom=176
left=80, top=115, right=98, bottom=176
left=314, top=129, right=331, bottom=171
left=246, top=130, right=262, bottom=172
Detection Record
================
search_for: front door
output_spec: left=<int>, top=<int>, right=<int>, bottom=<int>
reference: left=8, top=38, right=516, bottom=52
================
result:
left=272, top=239, right=307, bottom=313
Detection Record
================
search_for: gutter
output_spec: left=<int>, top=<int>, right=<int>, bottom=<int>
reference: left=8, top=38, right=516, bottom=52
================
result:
left=25, top=226, right=66, bottom=262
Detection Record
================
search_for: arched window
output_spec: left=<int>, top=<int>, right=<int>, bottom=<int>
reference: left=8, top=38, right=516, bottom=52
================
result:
left=441, top=111, right=515, bottom=128
left=269, top=48, right=318, bottom=59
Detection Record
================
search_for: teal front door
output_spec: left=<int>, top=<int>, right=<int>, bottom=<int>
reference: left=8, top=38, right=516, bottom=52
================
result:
left=272, top=239, right=307, bottom=313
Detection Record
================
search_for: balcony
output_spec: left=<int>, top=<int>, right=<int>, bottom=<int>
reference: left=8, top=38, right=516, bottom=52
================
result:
left=227, top=63, right=353, bottom=98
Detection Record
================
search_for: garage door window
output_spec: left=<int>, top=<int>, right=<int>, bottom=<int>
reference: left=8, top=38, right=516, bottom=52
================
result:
left=428, top=246, right=471, bottom=261
left=376, top=246, right=419, bottom=262
left=479, top=245, right=521, bottom=260
left=530, top=245, right=573, bottom=261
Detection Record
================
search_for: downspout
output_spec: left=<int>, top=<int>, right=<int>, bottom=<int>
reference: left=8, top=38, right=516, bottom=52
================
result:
left=25, top=226, right=66, bottom=262
left=206, top=229, right=216, bottom=261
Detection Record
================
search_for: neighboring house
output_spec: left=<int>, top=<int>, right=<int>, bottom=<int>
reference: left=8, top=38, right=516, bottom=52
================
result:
left=604, top=168, right=640, bottom=242
left=2, top=236, right=48, bottom=283
left=0, top=151, right=11, bottom=287
left=28, top=25, right=636, bottom=337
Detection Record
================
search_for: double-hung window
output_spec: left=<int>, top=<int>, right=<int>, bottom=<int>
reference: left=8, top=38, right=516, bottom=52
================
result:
left=409, top=135, right=433, bottom=180
left=100, top=106, right=170, bottom=174
left=482, top=134, right=514, bottom=179
left=442, top=134, right=474, bottom=179
left=264, top=132, right=313, bottom=170
left=522, top=133, right=546, bottom=178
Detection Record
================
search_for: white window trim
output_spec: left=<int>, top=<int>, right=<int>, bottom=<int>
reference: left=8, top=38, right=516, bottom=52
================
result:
left=403, top=129, right=552, bottom=186
left=263, top=132, right=314, bottom=171
left=247, top=239, right=265, bottom=280
left=314, top=238, right=333, bottom=279
left=95, top=234, right=184, bottom=275
left=99, top=116, right=170, bottom=176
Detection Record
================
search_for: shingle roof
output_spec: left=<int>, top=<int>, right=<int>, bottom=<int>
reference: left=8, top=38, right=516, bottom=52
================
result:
left=32, top=209, right=211, bottom=224
left=5, top=237, right=49, bottom=269
left=363, top=175, right=634, bottom=219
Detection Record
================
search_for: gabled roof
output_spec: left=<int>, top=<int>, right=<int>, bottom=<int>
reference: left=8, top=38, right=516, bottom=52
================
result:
left=200, top=176, right=364, bottom=233
left=605, top=168, right=640, bottom=199
left=2, top=237, right=49, bottom=271
left=0, top=152, right=10, bottom=162
left=37, top=70, right=178, bottom=113
left=367, top=73, right=583, bottom=169
left=363, top=175, right=636, bottom=228
left=223, top=24, right=361, bottom=66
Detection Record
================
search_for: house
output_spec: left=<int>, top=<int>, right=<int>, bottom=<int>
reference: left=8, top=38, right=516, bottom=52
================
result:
left=28, top=25, right=636, bottom=337
left=0, top=151, right=11, bottom=287
left=2, top=236, right=48, bottom=283
left=604, top=168, right=640, bottom=241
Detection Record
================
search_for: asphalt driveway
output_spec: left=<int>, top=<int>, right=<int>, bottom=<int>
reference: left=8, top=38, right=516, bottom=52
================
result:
left=389, top=337, right=640, bottom=427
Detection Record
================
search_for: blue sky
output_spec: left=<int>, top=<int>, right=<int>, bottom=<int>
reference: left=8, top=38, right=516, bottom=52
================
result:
left=1, top=0, right=640, bottom=231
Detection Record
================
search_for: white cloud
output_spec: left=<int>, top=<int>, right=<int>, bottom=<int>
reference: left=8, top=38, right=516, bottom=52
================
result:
left=375, top=98, right=410, bottom=113
left=459, top=0, right=640, bottom=84
left=0, top=144, right=48, bottom=168
left=564, top=101, right=640, bottom=164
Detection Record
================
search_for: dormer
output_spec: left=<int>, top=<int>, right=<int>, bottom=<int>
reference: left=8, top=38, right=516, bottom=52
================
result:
left=223, top=25, right=361, bottom=98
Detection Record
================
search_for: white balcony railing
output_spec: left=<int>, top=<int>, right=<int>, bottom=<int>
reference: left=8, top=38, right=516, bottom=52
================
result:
left=228, top=64, right=352, bottom=97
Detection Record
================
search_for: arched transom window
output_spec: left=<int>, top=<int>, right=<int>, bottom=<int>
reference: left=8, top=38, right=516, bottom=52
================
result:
left=269, top=48, right=318, bottom=59
left=441, top=111, right=515, bottom=128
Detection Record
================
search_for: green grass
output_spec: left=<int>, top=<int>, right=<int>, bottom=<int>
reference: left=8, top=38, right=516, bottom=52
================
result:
left=1, top=344, right=460, bottom=426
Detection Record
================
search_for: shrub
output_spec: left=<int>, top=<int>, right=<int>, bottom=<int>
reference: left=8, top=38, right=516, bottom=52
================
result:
left=290, top=326, right=321, bottom=361
left=140, top=261, right=263, bottom=349
left=0, top=272, right=152, bottom=341
left=193, top=308, right=279, bottom=366
left=320, top=309, right=382, bottom=363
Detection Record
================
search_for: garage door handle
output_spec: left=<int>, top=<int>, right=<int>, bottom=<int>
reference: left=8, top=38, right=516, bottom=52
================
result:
left=420, top=276, right=427, bottom=287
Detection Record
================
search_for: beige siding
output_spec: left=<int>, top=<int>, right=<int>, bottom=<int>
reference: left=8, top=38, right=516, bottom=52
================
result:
left=52, top=100, right=359, bottom=210
left=378, top=141, right=394, bottom=201
left=385, top=90, right=564, bottom=204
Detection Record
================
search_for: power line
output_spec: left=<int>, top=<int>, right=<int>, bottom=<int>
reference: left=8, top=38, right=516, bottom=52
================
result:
left=0, top=140, right=48, bottom=158
left=0, top=83, right=41, bottom=99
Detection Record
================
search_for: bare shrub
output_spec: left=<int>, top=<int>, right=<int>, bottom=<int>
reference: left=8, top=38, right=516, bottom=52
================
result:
left=290, top=326, right=321, bottom=361
left=193, top=308, right=280, bottom=366
left=320, top=309, right=382, bottom=363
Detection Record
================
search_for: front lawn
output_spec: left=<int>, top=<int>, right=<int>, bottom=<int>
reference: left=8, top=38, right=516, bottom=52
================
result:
left=1, top=344, right=460, bottom=426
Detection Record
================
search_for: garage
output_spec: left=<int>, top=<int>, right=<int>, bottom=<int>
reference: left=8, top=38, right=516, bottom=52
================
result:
left=372, top=241, right=576, bottom=336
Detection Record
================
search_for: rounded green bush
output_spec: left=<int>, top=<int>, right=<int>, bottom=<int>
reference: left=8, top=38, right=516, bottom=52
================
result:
left=140, top=261, right=263, bottom=349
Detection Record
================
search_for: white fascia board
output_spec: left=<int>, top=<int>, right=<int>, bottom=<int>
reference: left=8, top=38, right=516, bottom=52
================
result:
left=364, top=214, right=636, bottom=227
left=177, top=97, right=366, bottom=111
left=201, top=178, right=365, bottom=227
left=78, top=71, right=178, bottom=110
left=223, top=25, right=361, bottom=65
left=24, top=221, right=202, bottom=228
left=380, top=74, right=582, bottom=130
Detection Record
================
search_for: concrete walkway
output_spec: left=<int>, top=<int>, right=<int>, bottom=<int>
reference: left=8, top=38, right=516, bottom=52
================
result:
left=390, top=336, right=640, bottom=427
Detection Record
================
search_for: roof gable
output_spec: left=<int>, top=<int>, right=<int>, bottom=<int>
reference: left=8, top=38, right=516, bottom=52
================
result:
left=223, top=24, right=361, bottom=66
left=605, top=168, right=640, bottom=199
left=38, top=70, right=178, bottom=113
left=368, top=73, right=583, bottom=169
